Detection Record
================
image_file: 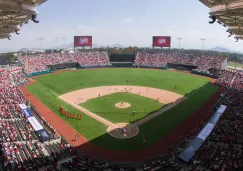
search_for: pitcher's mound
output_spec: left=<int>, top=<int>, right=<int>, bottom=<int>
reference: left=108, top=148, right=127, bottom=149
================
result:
left=107, top=123, right=139, bottom=139
left=115, top=102, right=131, bottom=109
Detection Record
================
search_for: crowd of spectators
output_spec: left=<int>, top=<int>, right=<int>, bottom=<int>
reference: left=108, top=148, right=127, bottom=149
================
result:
left=135, top=52, right=226, bottom=72
left=0, top=69, right=183, bottom=171
left=4, top=57, right=243, bottom=170
left=232, top=72, right=243, bottom=90
left=18, top=51, right=228, bottom=75
left=0, top=70, right=75, bottom=171
left=191, top=89, right=243, bottom=170
left=187, top=69, right=243, bottom=170
left=74, top=51, right=109, bottom=67
left=57, top=154, right=182, bottom=171
left=143, top=156, right=181, bottom=171
left=18, top=51, right=110, bottom=74
left=217, top=70, right=236, bottom=87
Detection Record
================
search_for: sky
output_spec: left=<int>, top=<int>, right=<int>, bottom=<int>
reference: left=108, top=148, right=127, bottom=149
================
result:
left=1, top=0, right=243, bottom=52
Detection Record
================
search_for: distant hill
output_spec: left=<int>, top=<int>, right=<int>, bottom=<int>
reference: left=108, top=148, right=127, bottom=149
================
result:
left=210, top=46, right=243, bottom=54
left=49, top=42, right=101, bottom=49
left=0, top=45, right=242, bottom=54
left=48, top=43, right=126, bottom=49
left=111, top=44, right=124, bottom=48
left=0, top=48, right=18, bottom=53
left=210, top=46, right=234, bottom=53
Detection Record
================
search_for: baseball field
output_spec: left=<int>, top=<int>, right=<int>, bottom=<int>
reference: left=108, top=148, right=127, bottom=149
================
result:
left=23, top=68, right=219, bottom=153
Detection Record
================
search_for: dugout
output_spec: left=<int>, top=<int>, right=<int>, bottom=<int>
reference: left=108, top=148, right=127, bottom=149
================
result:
left=47, top=62, right=80, bottom=70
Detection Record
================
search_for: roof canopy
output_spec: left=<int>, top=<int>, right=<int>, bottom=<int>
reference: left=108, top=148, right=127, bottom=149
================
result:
left=200, top=0, right=243, bottom=41
left=0, top=0, right=47, bottom=39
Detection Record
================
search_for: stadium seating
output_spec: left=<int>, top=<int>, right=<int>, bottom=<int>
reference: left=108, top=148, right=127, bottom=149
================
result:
left=143, top=156, right=181, bottom=171
left=135, top=52, right=226, bottom=72
left=18, top=51, right=227, bottom=75
left=18, top=51, right=110, bottom=74
left=191, top=88, right=243, bottom=170
left=187, top=69, right=243, bottom=170
left=74, top=51, right=109, bottom=67
left=0, top=70, right=73, bottom=171
left=216, top=70, right=236, bottom=87
left=3, top=57, right=243, bottom=170
left=0, top=69, right=187, bottom=170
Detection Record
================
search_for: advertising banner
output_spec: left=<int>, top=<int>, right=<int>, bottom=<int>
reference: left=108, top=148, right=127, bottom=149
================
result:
left=153, top=36, right=171, bottom=47
left=74, top=36, right=92, bottom=47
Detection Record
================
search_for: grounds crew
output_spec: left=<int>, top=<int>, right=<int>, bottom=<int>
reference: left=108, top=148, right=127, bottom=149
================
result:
left=132, top=110, right=135, bottom=116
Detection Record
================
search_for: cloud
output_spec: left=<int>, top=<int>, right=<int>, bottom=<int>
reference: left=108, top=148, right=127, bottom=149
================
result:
left=123, top=18, right=134, bottom=23
left=78, top=25, right=85, bottom=29
left=1, top=20, right=243, bottom=52
left=168, top=25, right=179, bottom=35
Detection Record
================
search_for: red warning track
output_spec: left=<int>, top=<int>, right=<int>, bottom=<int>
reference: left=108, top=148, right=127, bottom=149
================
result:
left=18, top=79, right=224, bottom=162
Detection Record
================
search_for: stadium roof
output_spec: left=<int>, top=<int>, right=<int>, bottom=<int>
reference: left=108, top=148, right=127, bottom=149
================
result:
left=0, top=0, right=47, bottom=39
left=200, top=0, right=243, bottom=41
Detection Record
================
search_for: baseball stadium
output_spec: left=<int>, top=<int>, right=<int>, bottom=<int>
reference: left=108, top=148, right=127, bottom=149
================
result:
left=1, top=0, right=243, bottom=171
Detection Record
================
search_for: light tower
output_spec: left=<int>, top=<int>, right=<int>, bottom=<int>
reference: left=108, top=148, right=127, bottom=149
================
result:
left=25, top=51, right=29, bottom=75
left=200, top=38, right=206, bottom=56
left=177, top=38, right=182, bottom=53
left=61, top=37, right=67, bottom=49
left=38, top=37, right=44, bottom=51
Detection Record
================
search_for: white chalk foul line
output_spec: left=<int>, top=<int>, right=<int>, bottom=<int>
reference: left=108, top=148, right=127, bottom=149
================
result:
left=30, top=78, right=59, bottom=97
left=59, top=96, right=118, bottom=128
left=31, top=78, right=118, bottom=128
left=126, top=97, right=186, bottom=129
left=30, top=78, right=68, bottom=112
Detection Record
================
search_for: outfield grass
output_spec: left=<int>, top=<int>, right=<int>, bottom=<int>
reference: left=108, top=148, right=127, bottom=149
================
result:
left=228, top=61, right=243, bottom=68
left=32, top=68, right=210, bottom=95
left=81, top=92, right=164, bottom=123
left=27, top=68, right=218, bottom=151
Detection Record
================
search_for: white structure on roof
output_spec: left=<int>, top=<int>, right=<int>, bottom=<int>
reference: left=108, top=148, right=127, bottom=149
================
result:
left=200, top=0, right=243, bottom=41
left=0, top=0, right=47, bottom=39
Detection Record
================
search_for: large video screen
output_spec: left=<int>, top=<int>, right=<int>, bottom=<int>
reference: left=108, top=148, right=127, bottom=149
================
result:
left=153, top=36, right=171, bottom=47
left=74, top=36, right=92, bottom=47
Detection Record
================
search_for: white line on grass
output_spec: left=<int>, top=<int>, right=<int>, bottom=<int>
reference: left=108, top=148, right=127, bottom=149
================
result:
left=30, top=78, right=118, bottom=128
left=59, top=96, right=118, bottom=128
left=30, top=78, right=59, bottom=97
left=30, top=78, right=69, bottom=111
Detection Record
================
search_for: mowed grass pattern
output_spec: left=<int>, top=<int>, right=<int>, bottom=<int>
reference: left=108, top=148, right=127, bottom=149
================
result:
left=27, top=68, right=218, bottom=151
left=32, top=68, right=210, bottom=95
left=81, top=93, right=164, bottom=123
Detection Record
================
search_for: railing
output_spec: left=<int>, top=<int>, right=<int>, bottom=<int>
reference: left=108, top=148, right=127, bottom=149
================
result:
left=27, top=69, right=54, bottom=77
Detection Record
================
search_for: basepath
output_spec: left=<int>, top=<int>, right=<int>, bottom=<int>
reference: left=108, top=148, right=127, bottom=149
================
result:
left=19, top=80, right=224, bottom=162
left=59, top=96, right=117, bottom=128
left=18, top=69, right=223, bottom=162
left=59, top=86, right=183, bottom=130
left=59, top=86, right=183, bottom=105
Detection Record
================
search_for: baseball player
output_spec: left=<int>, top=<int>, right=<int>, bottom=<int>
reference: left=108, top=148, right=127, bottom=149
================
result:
left=132, top=110, right=135, bottom=116
left=74, top=133, right=78, bottom=141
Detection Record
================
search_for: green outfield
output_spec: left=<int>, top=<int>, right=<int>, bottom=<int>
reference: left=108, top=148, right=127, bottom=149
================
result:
left=27, top=68, right=219, bottom=151
left=81, top=92, right=164, bottom=123
left=228, top=61, right=243, bottom=68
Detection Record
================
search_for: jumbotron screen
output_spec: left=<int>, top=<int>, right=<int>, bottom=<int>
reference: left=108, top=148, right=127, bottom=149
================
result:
left=153, top=36, right=171, bottom=47
left=74, top=36, right=92, bottom=47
